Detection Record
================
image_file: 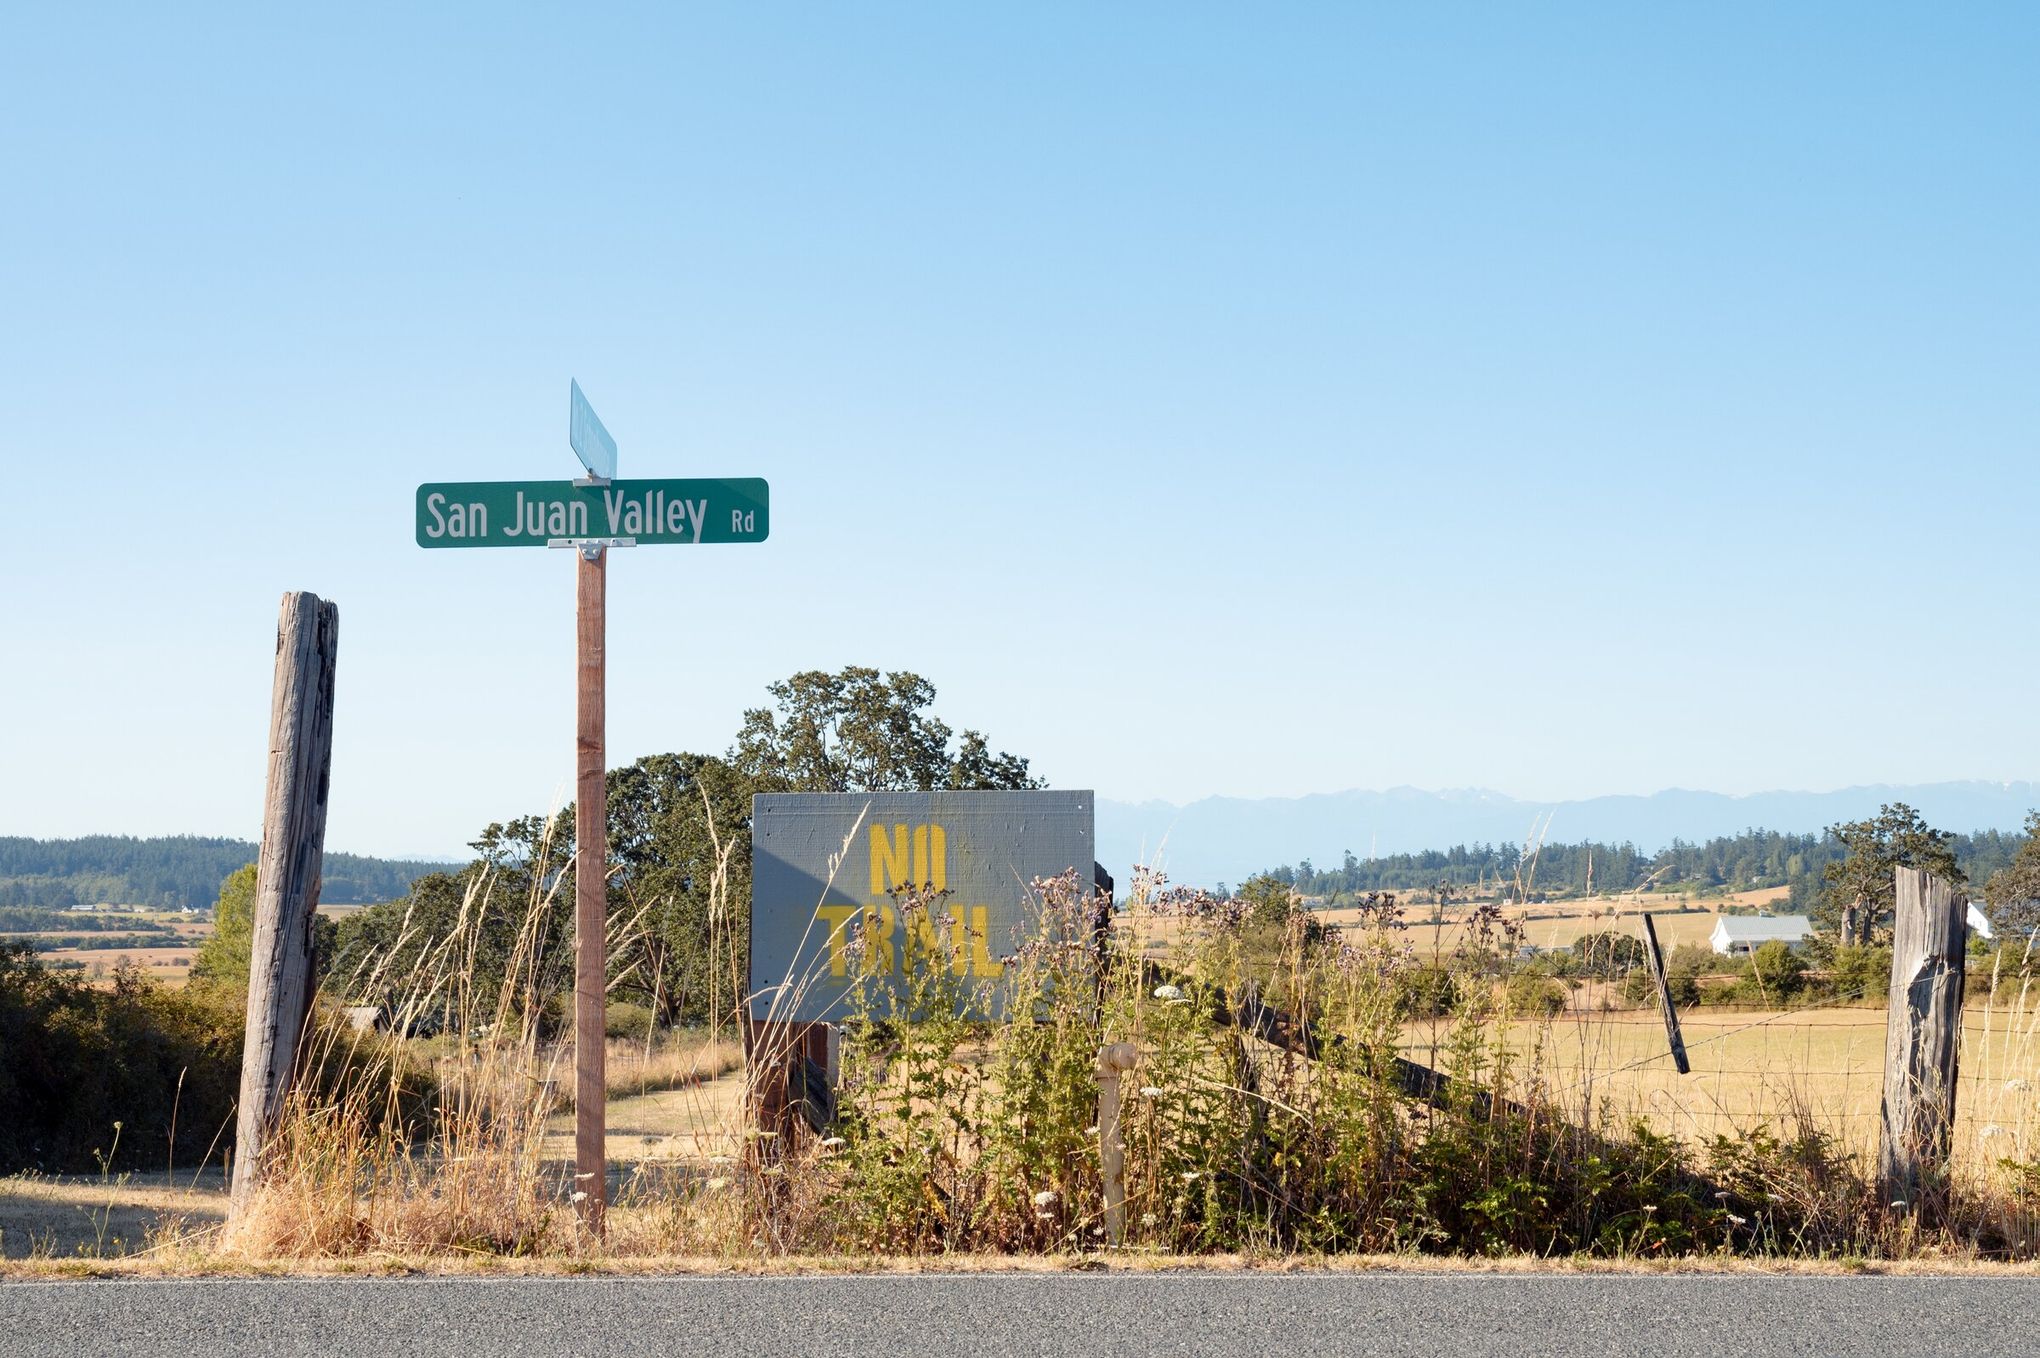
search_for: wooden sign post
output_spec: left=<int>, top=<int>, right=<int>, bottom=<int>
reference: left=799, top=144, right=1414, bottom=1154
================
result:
left=416, top=383, right=770, bottom=1235
left=573, top=542, right=607, bottom=1230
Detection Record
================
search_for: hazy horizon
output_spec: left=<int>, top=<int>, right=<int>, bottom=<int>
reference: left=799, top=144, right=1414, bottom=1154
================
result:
left=12, top=775, right=2035, bottom=874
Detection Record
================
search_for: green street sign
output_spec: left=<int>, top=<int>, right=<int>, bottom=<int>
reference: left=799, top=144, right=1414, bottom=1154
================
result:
left=416, top=477, right=769, bottom=548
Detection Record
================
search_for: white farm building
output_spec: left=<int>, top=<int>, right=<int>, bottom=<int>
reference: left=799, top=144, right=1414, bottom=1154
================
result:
left=1710, top=915, right=1815, bottom=955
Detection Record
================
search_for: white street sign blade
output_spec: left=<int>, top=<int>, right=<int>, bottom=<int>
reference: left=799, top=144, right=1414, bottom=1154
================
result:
left=569, top=379, right=618, bottom=481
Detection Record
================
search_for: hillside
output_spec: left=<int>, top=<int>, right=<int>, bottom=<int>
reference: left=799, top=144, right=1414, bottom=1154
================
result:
left=0, top=835, right=453, bottom=910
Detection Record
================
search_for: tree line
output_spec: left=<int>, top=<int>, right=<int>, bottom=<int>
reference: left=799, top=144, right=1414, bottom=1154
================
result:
left=0, top=835, right=450, bottom=909
left=1255, top=805, right=2040, bottom=946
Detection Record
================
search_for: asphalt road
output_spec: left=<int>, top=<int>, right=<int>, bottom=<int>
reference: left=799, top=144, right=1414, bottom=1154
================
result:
left=5, top=1272, right=2036, bottom=1357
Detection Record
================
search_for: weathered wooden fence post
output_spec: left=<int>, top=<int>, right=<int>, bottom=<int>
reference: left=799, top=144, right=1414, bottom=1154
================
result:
left=1878, top=866, right=1967, bottom=1223
left=1640, top=914, right=1690, bottom=1075
left=229, top=592, right=338, bottom=1218
left=1097, top=1041, right=1138, bottom=1246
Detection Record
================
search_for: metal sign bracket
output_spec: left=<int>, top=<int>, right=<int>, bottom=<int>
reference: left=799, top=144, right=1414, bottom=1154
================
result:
left=547, top=536, right=636, bottom=558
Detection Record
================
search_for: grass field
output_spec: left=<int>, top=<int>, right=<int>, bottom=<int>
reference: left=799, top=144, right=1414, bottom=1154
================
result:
left=34, top=946, right=197, bottom=983
left=0, top=1171, right=227, bottom=1260
left=1, top=902, right=373, bottom=993
left=0, top=1066, right=757, bottom=1260
left=1310, top=886, right=1794, bottom=955
left=1, top=1032, right=753, bottom=1259
left=541, top=1072, right=750, bottom=1167
left=1397, top=992, right=2040, bottom=1166
left=12, top=991, right=2040, bottom=1261
left=1, top=908, right=213, bottom=987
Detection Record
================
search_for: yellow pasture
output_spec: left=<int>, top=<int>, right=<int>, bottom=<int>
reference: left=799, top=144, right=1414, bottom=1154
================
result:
left=1401, top=994, right=2040, bottom=1163
left=1310, top=886, right=1794, bottom=957
left=37, top=947, right=196, bottom=986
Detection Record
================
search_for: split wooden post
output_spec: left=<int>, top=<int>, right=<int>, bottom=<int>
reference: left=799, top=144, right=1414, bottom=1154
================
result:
left=1097, top=1041, right=1138, bottom=1246
left=1640, top=914, right=1689, bottom=1075
left=575, top=545, right=608, bottom=1232
left=743, top=1018, right=830, bottom=1154
left=229, top=592, right=339, bottom=1217
left=1878, top=866, right=1968, bottom=1223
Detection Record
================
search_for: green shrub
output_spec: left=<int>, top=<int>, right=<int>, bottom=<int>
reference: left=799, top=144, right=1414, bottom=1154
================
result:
left=1623, top=957, right=1703, bottom=1008
left=605, top=1001, right=655, bottom=1041
left=1748, top=940, right=1809, bottom=1003
left=1396, top=965, right=1459, bottom=1019
left=803, top=873, right=1769, bottom=1259
left=1827, top=944, right=1892, bottom=1004
left=0, top=945, right=242, bottom=1173
left=1503, top=973, right=1567, bottom=1018
left=1570, top=931, right=1645, bottom=977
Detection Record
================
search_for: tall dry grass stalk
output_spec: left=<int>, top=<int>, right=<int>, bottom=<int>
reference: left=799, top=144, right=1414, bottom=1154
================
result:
left=225, top=817, right=580, bottom=1258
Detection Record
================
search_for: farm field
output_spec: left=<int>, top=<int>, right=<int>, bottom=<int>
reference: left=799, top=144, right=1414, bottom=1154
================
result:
left=534, top=1032, right=750, bottom=1166
left=2, top=907, right=212, bottom=987
left=1313, top=886, right=1794, bottom=955
left=1, top=902, right=380, bottom=990
left=32, top=946, right=196, bottom=985
left=1396, top=995, right=2040, bottom=1163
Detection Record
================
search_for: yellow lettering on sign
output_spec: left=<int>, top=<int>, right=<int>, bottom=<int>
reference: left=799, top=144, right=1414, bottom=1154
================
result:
left=965, top=906, right=997, bottom=977
left=815, top=904, right=858, bottom=977
left=909, top=824, right=946, bottom=891
left=870, top=825, right=911, bottom=894
left=810, top=901, right=999, bottom=979
left=872, top=822, right=949, bottom=893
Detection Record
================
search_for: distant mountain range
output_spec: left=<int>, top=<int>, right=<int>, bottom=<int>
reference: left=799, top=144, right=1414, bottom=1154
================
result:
left=1097, top=781, right=2040, bottom=890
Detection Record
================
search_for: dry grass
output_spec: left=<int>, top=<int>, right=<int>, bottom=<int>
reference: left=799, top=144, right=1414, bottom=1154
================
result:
left=36, top=946, right=196, bottom=985
left=600, top=1032, right=746, bottom=1101
left=22, top=990, right=2040, bottom=1271
left=542, top=1068, right=751, bottom=1165
left=1308, top=887, right=1791, bottom=956
left=16, top=1245, right=2040, bottom=1281
left=1451, top=982, right=2040, bottom=1169
left=0, top=1171, right=227, bottom=1260
left=26, top=830, right=2038, bottom=1273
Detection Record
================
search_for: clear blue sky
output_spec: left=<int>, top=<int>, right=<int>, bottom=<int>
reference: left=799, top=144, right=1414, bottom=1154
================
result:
left=2, top=5, right=2034, bottom=859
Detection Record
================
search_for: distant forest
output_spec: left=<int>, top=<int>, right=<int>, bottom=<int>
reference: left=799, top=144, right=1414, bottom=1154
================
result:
left=0, top=836, right=451, bottom=910
left=1258, top=825, right=2031, bottom=913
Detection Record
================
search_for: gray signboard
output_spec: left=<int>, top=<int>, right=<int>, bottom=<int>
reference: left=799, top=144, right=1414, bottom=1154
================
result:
left=749, top=790, right=1095, bottom=1023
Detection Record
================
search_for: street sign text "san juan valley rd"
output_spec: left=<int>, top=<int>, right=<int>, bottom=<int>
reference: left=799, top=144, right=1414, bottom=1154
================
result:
left=415, top=477, right=770, bottom=547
